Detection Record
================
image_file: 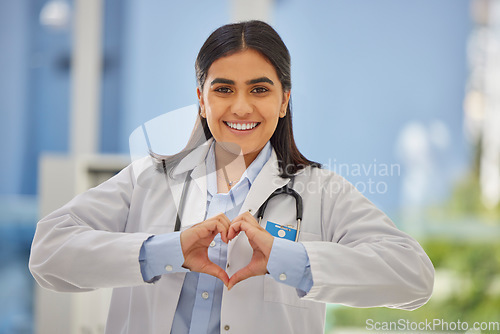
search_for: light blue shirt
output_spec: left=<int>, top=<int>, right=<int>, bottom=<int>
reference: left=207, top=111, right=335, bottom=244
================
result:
left=139, top=141, right=313, bottom=333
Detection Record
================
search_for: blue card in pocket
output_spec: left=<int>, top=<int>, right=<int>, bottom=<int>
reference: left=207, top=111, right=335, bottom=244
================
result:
left=265, top=221, right=297, bottom=242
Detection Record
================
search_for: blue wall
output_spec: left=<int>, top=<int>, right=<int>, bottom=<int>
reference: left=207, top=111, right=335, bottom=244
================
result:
left=0, top=0, right=30, bottom=195
left=0, top=0, right=72, bottom=196
left=274, top=0, right=471, bottom=211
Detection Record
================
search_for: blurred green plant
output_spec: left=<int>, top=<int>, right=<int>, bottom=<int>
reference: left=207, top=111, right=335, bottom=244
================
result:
left=436, top=171, right=500, bottom=222
left=326, top=239, right=500, bottom=332
left=428, top=141, right=500, bottom=222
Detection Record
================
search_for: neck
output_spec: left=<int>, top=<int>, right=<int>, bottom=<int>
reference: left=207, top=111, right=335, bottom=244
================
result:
left=214, top=142, right=261, bottom=193
left=214, top=142, right=260, bottom=169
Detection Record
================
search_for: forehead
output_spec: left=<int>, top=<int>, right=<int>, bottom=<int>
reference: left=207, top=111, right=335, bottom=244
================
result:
left=206, top=49, right=279, bottom=82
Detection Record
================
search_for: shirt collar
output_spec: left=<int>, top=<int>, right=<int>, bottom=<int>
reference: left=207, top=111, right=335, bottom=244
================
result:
left=206, top=141, right=272, bottom=196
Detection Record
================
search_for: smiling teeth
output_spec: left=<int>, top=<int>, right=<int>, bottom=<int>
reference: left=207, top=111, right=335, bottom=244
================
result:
left=226, top=122, right=258, bottom=130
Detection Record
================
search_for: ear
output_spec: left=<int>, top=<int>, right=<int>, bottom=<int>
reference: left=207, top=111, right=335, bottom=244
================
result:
left=197, top=87, right=206, bottom=118
left=279, top=90, right=291, bottom=118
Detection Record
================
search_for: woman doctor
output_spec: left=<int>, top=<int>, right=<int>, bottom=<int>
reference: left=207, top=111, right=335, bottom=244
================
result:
left=29, top=20, right=434, bottom=334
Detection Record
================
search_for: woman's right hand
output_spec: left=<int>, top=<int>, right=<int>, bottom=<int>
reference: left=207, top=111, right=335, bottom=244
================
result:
left=180, top=213, right=231, bottom=285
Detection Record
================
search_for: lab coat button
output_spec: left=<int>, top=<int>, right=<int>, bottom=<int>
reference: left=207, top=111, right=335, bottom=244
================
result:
left=224, top=325, right=230, bottom=331
left=202, top=291, right=209, bottom=299
left=165, top=265, right=173, bottom=272
left=210, top=240, right=216, bottom=247
left=279, top=273, right=287, bottom=281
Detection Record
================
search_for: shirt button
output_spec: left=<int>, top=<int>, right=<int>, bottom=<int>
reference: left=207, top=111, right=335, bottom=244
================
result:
left=279, top=273, right=287, bottom=281
left=210, top=240, right=216, bottom=247
left=226, top=263, right=230, bottom=269
left=224, top=325, right=230, bottom=331
left=201, top=291, right=209, bottom=299
left=165, top=265, right=173, bottom=272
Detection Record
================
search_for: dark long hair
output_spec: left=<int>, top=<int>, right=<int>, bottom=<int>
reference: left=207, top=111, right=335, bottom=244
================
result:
left=152, top=20, right=320, bottom=178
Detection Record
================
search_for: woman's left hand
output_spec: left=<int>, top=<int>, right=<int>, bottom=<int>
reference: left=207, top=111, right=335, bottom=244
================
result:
left=227, top=211, right=274, bottom=290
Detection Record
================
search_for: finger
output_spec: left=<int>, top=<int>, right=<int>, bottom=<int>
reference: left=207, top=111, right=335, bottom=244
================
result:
left=227, top=265, right=255, bottom=290
left=193, top=220, right=219, bottom=238
left=202, top=262, right=230, bottom=286
left=242, top=210, right=259, bottom=223
left=182, top=220, right=225, bottom=251
left=233, top=221, right=274, bottom=257
left=200, top=219, right=229, bottom=244
left=227, top=221, right=243, bottom=240
left=215, top=214, right=231, bottom=243
left=201, top=218, right=226, bottom=235
left=202, top=214, right=230, bottom=243
left=228, top=219, right=261, bottom=241
left=234, top=218, right=269, bottom=236
left=214, top=219, right=230, bottom=244
left=229, top=220, right=257, bottom=239
left=207, top=212, right=231, bottom=225
left=231, top=211, right=258, bottom=226
left=215, top=213, right=231, bottom=229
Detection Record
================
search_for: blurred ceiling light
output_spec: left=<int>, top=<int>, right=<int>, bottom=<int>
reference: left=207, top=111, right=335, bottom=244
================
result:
left=40, top=0, right=71, bottom=31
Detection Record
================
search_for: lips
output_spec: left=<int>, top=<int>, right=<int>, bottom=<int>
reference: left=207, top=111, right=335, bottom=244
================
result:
left=224, top=121, right=260, bottom=131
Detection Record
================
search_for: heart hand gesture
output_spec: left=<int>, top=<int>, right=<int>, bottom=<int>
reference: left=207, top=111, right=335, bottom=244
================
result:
left=179, top=211, right=274, bottom=289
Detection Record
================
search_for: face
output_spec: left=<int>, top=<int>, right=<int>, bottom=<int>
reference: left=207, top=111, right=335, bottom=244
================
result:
left=197, top=49, right=290, bottom=161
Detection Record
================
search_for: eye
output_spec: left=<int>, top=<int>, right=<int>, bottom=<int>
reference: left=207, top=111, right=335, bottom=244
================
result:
left=251, top=86, right=269, bottom=94
left=214, top=86, right=232, bottom=94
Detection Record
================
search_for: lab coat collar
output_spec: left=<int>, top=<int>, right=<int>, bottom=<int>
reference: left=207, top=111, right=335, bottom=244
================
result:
left=168, top=139, right=213, bottom=199
left=239, top=149, right=290, bottom=216
left=171, top=138, right=214, bottom=177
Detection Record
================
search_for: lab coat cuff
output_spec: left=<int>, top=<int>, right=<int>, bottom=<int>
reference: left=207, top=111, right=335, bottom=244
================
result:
left=267, top=237, right=310, bottom=289
left=139, top=232, right=189, bottom=281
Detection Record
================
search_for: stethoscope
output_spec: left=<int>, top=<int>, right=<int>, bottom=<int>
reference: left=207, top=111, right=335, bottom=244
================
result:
left=256, top=180, right=303, bottom=242
left=172, top=170, right=303, bottom=242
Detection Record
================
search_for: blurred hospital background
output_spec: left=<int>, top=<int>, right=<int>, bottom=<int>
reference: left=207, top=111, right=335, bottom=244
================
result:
left=1, top=0, right=499, bottom=333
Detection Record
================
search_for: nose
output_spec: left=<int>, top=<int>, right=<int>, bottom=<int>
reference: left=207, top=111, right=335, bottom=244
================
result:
left=231, top=92, right=253, bottom=117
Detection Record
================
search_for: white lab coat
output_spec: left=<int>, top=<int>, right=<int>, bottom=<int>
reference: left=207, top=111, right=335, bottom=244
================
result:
left=29, top=139, right=434, bottom=334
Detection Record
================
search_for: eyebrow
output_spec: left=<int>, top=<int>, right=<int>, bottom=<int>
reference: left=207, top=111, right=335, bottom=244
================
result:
left=246, top=77, right=274, bottom=85
left=210, top=77, right=275, bottom=86
left=210, top=78, right=235, bottom=86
